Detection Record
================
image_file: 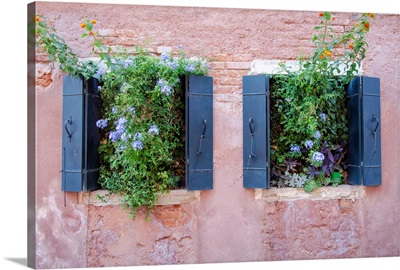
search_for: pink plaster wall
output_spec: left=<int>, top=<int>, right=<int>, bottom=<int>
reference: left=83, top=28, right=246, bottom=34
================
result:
left=32, top=2, right=400, bottom=268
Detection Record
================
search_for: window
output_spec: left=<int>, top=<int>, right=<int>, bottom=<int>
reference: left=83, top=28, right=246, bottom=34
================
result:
left=61, top=74, right=214, bottom=192
left=242, top=74, right=381, bottom=189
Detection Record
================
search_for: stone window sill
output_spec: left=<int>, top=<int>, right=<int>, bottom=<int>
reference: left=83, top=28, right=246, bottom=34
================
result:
left=254, top=185, right=365, bottom=202
left=82, top=189, right=201, bottom=206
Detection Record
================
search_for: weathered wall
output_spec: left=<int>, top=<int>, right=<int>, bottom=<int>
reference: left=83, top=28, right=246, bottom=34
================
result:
left=359, top=14, right=400, bottom=256
left=33, top=2, right=400, bottom=268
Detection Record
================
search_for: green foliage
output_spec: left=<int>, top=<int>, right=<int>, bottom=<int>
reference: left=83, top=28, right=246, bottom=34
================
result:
left=270, top=12, right=375, bottom=191
left=303, top=178, right=322, bottom=193
left=36, top=15, right=210, bottom=219
left=97, top=49, right=209, bottom=219
left=35, top=16, right=100, bottom=79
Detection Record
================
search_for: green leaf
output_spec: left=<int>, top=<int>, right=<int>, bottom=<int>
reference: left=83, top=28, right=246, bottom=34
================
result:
left=324, top=12, right=331, bottom=21
left=86, top=21, right=93, bottom=31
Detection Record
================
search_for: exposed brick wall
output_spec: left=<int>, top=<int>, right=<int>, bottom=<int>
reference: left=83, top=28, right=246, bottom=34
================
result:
left=34, top=2, right=400, bottom=268
left=87, top=203, right=197, bottom=267
left=153, top=205, right=188, bottom=227
left=262, top=200, right=362, bottom=261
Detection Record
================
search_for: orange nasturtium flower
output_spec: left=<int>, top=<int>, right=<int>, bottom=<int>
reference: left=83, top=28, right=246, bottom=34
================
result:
left=367, top=13, right=375, bottom=18
left=91, top=19, right=97, bottom=24
left=35, top=16, right=40, bottom=22
left=355, top=22, right=359, bottom=27
left=89, top=31, right=95, bottom=36
left=103, top=139, right=107, bottom=145
left=363, top=22, right=370, bottom=29
left=323, top=50, right=331, bottom=57
left=80, top=22, right=86, bottom=28
left=272, top=145, right=278, bottom=150
left=319, top=12, right=324, bottom=17
left=349, top=43, right=354, bottom=49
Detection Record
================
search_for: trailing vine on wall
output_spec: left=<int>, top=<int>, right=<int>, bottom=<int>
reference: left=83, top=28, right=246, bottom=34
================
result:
left=36, top=15, right=210, bottom=219
left=270, top=12, right=375, bottom=192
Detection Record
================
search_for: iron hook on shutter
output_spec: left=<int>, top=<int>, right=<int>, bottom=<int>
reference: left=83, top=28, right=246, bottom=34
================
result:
left=249, top=116, right=256, bottom=159
left=372, top=114, right=379, bottom=139
left=365, top=114, right=380, bottom=183
left=249, top=115, right=254, bottom=136
left=197, top=117, right=207, bottom=155
left=64, top=116, right=73, bottom=142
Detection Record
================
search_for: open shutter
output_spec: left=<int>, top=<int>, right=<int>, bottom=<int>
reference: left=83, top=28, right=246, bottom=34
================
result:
left=242, top=75, right=270, bottom=188
left=347, top=76, right=381, bottom=186
left=185, top=75, right=213, bottom=190
left=62, top=76, right=84, bottom=192
left=62, top=75, right=101, bottom=192
left=84, top=78, right=101, bottom=191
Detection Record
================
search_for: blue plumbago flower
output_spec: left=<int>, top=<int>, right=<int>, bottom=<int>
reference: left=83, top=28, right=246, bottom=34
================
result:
left=120, top=132, right=130, bottom=142
left=116, top=117, right=127, bottom=132
left=112, top=107, right=118, bottom=114
left=319, top=113, right=327, bottom=122
left=131, top=140, right=143, bottom=151
left=169, top=59, right=179, bottom=69
left=109, top=130, right=121, bottom=143
left=178, top=44, right=184, bottom=50
left=164, top=59, right=178, bottom=69
left=156, top=78, right=165, bottom=86
left=156, top=79, right=173, bottom=96
left=305, top=140, right=314, bottom=149
left=126, top=106, right=136, bottom=114
left=312, top=151, right=325, bottom=162
left=148, top=124, right=159, bottom=135
left=133, top=132, right=143, bottom=141
left=95, top=69, right=104, bottom=78
left=160, top=51, right=170, bottom=62
left=290, top=144, right=301, bottom=153
left=162, top=85, right=173, bottom=96
left=114, top=58, right=124, bottom=66
left=97, top=86, right=102, bottom=91
left=160, top=52, right=179, bottom=69
left=314, top=130, right=321, bottom=139
left=96, top=119, right=108, bottom=129
left=122, top=58, right=134, bottom=68
left=285, top=97, right=292, bottom=102
left=185, top=64, right=195, bottom=72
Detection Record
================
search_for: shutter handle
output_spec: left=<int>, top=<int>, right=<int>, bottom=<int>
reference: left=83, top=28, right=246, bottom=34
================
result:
left=202, top=118, right=207, bottom=138
left=249, top=115, right=254, bottom=136
left=197, top=118, right=207, bottom=155
left=249, top=116, right=256, bottom=159
left=64, top=116, right=73, bottom=142
left=372, top=115, right=379, bottom=139
left=372, top=115, right=379, bottom=133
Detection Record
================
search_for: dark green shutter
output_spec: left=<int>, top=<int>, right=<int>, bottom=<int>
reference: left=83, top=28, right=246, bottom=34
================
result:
left=185, top=75, right=213, bottom=190
left=347, top=76, right=381, bottom=186
left=62, top=75, right=101, bottom=192
left=242, top=75, right=270, bottom=188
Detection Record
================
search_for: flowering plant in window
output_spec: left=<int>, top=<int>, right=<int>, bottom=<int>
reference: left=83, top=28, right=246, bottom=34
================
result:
left=36, top=16, right=210, bottom=218
left=270, top=12, right=375, bottom=192
left=97, top=47, right=209, bottom=218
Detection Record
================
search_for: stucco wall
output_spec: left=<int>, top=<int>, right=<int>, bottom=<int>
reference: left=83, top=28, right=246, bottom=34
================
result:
left=32, top=2, right=400, bottom=268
